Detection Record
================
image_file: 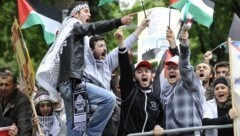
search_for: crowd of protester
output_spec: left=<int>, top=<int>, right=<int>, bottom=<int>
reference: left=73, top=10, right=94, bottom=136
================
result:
left=0, top=1, right=239, bottom=136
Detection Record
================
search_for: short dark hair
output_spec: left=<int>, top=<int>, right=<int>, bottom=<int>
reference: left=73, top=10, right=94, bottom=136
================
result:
left=0, top=67, right=17, bottom=84
left=110, top=74, right=120, bottom=92
left=89, top=35, right=105, bottom=49
left=214, top=61, right=229, bottom=72
left=68, top=1, right=89, bottom=16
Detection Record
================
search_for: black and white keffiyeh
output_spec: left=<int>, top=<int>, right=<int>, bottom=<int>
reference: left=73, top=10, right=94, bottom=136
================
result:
left=71, top=79, right=87, bottom=132
left=70, top=3, right=89, bottom=16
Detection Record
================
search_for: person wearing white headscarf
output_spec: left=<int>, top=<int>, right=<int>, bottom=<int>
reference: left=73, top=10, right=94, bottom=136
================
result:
left=33, top=90, right=66, bottom=136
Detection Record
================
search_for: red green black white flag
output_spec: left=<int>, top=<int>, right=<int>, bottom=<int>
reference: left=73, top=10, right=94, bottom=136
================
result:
left=17, top=0, right=62, bottom=45
left=170, top=0, right=214, bottom=28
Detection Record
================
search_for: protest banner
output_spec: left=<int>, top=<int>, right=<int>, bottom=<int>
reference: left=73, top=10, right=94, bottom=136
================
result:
left=11, top=18, right=35, bottom=98
left=11, top=18, right=43, bottom=135
left=137, top=7, right=181, bottom=62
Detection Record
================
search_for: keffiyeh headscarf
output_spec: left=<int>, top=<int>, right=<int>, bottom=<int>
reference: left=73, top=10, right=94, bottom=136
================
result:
left=39, top=116, right=54, bottom=129
left=68, top=1, right=89, bottom=16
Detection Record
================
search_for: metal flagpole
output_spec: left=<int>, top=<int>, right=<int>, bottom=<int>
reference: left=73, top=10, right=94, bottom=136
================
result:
left=211, top=41, right=226, bottom=52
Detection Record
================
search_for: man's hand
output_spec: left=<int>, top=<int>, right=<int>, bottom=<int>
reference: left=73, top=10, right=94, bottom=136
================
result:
left=153, top=125, right=164, bottom=136
left=32, top=117, right=46, bottom=136
left=134, top=18, right=149, bottom=37
left=166, top=26, right=177, bottom=48
left=203, top=51, right=212, bottom=64
left=139, top=18, right=150, bottom=30
left=8, top=124, right=18, bottom=136
left=114, top=28, right=124, bottom=42
left=32, top=116, right=40, bottom=127
left=121, top=13, right=137, bottom=25
left=114, top=28, right=124, bottom=48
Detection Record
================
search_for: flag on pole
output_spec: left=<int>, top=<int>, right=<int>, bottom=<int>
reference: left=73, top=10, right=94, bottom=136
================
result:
left=228, top=14, right=240, bottom=41
left=11, top=18, right=35, bottom=98
left=228, top=39, right=240, bottom=136
left=98, top=0, right=116, bottom=6
left=17, top=0, right=62, bottom=45
left=11, top=18, right=45, bottom=135
left=171, top=0, right=214, bottom=28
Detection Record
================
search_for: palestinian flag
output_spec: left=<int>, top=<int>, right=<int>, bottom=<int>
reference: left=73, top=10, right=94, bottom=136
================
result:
left=170, top=0, right=215, bottom=28
left=17, top=0, right=62, bottom=45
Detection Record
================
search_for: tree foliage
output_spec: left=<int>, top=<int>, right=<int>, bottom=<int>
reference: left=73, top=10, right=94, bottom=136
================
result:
left=0, top=0, right=239, bottom=74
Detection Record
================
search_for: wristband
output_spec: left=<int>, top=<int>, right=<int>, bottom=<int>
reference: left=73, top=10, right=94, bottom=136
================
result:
left=180, top=39, right=189, bottom=46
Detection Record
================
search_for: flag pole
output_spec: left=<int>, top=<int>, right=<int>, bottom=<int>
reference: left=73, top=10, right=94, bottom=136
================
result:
left=140, top=0, right=147, bottom=19
left=211, top=41, right=226, bottom=52
left=227, top=37, right=238, bottom=136
left=169, top=7, right=171, bottom=28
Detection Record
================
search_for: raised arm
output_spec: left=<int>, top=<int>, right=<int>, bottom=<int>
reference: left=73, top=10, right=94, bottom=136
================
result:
left=166, top=27, right=179, bottom=56
left=153, top=27, right=179, bottom=96
left=73, top=13, right=136, bottom=36
left=178, top=30, right=201, bottom=91
left=114, top=28, right=124, bottom=48
left=116, top=29, right=134, bottom=100
left=107, top=18, right=148, bottom=71
left=125, top=17, right=149, bottom=50
left=134, top=18, right=149, bottom=37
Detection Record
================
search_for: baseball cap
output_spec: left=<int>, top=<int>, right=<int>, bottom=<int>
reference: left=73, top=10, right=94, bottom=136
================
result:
left=135, top=60, right=152, bottom=70
left=165, top=55, right=179, bottom=66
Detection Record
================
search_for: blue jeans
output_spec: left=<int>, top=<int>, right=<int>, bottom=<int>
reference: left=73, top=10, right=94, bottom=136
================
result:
left=59, top=81, right=116, bottom=136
